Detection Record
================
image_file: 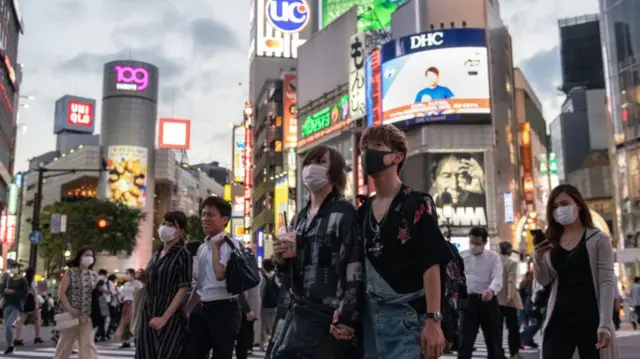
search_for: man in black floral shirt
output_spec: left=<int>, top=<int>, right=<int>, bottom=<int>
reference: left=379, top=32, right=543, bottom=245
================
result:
left=358, top=124, right=452, bottom=359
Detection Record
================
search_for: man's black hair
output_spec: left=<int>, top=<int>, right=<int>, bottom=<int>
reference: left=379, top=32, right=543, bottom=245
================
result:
left=98, top=269, right=108, bottom=275
left=202, top=196, right=232, bottom=224
left=469, top=226, right=488, bottom=243
left=262, top=258, right=275, bottom=272
left=635, top=276, right=640, bottom=283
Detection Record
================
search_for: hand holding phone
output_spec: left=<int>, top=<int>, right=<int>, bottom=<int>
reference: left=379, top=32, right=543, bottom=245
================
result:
left=530, top=229, right=552, bottom=259
left=275, top=212, right=296, bottom=259
left=530, top=229, right=547, bottom=246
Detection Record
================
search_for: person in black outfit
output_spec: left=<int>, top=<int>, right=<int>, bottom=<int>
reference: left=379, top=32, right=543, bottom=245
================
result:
left=533, top=184, right=616, bottom=359
left=236, top=281, right=259, bottom=359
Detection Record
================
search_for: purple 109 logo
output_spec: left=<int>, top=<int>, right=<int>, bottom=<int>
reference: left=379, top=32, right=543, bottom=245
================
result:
left=114, top=65, right=149, bottom=91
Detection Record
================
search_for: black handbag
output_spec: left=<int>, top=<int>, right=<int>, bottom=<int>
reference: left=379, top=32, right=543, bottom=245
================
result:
left=224, top=237, right=261, bottom=295
left=270, top=295, right=348, bottom=359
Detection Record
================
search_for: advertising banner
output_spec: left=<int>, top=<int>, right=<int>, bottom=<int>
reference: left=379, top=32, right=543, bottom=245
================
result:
left=244, top=126, right=253, bottom=218
left=321, top=0, right=407, bottom=31
left=298, top=94, right=352, bottom=148
left=254, top=0, right=311, bottom=59
left=379, top=29, right=491, bottom=127
left=233, top=196, right=244, bottom=217
left=426, top=152, right=487, bottom=228
left=520, top=122, right=535, bottom=208
left=158, top=118, right=191, bottom=149
left=233, top=127, right=246, bottom=183
left=282, top=73, right=298, bottom=150
left=274, top=177, right=289, bottom=230
left=366, top=48, right=383, bottom=127
left=105, top=146, right=149, bottom=208
left=0, top=214, right=15, bottom=245
left=349, top=33, right=366, bottom=121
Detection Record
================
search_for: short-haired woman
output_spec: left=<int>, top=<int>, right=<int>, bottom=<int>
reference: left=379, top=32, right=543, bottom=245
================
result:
left=135, top=211, right=192, bottom=359
left=270, top=144, right=364, bottom=358
left=53, top=246, right=99, bottom=359
left=533, top=184, right=619, bottom=359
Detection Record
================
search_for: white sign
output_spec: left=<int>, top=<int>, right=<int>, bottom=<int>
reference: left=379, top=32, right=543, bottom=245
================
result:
left=348, top=33, right=366, bottom=120
left=410, top=32, right=444, bottom=49
left=253, top=0, right=307, bottom=59
left=504, top=192, right=514, bottom=223
left=60, top=214, right=68, bottom=233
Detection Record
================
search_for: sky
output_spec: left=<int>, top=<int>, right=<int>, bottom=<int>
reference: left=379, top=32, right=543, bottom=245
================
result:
left=14, top=0, right=601, bottom=173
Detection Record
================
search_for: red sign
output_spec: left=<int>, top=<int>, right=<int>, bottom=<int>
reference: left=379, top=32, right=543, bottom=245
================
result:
left=158, top=118, right=191, bottom=149
left=68, top=100, right=93, bottom=127
left=0, top=215, right=15, bottom=246
left=282, top=73, right=297, bottom=150
left=520, top=123, right=534, bottom=208
left=370, top=49, right=383, bottom=126
left=244, top=125, right=253, bottom=218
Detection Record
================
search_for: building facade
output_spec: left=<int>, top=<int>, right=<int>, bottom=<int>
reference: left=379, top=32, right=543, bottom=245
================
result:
left=558, top=14, right=605, bottom=93
left=0, top=0, right=23, bottom=207
left=599, top=0, right=640, bottom=282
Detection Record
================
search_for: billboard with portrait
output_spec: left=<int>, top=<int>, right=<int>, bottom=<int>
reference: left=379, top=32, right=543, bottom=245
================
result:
left=105, top=146, right=149, bottom=208
left=426, top=152, right=487, bottom=228
left=378, top=29, right=491, bottom=127
left=321, top=0, right=407, bottom=31
left=102, top=60, right=159, bottom=102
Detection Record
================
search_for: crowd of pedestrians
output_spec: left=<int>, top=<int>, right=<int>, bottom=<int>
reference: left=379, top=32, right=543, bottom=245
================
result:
left=0, top=124, right=630, bottom=359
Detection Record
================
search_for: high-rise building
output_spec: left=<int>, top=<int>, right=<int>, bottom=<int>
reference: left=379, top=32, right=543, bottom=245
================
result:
left=0, top=0, right=23, bottom=208
left=599, top=0, right=640, bottom=282
left=558, top=14, right=605, bottom=93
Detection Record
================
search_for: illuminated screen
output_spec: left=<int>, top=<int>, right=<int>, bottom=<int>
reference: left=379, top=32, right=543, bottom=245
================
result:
left=105, top=146, right=149, bottom=208
left=380, top=29, right=491, bottom=127
left=321, top=0, right=406, bottom=31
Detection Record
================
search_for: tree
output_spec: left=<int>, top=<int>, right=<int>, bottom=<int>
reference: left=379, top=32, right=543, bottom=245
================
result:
left=185, top=215, right=205, bottom=242
left=38, top=199, right=145, bottom=275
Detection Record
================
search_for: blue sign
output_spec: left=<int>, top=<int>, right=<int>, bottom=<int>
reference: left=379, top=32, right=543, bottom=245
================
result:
left=14, top=173, right=23, bottom=187
left=29, top=230, right=43, bottom=244
left=265, top=0, right=311, bottom=34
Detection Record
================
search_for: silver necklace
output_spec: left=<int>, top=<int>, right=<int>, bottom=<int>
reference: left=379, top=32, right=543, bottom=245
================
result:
left=366, top=202, right=391, bottom=257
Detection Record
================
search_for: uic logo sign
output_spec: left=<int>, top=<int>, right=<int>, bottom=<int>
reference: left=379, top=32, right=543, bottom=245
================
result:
left=265, top=0, right=310, bottom=34
left=114, top=65, right=149, bottom=91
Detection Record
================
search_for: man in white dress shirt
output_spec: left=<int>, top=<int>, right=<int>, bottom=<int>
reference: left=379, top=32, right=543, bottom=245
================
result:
left=457, top=226, right=504, bottom=359
left=185, top=196, right=242, bottom=359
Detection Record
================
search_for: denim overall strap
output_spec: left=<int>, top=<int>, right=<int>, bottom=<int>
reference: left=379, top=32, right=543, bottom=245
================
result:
left=363, top=256, right=425, bottom=359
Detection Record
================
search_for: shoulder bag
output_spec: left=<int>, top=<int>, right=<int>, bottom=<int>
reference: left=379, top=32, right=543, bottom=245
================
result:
left=269, top=213, right=351, bottom=359
left=224, top=237, right=261, bottom=295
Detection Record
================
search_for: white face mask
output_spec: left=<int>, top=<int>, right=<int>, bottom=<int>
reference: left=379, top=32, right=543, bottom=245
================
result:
left=80, top=256, right=94, bottom=267
left=302, top=164, right=330, bottom=192
left=470, top=244, right=484, bottom=256
left=158, top=225, right=177, bottom=242
left=553, top=205, right=577, bottom=226
left=9, top=268, right=18, bottom=275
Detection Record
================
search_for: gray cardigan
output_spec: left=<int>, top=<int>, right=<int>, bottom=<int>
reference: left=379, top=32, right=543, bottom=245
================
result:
left=533, top=228, right=619, bottom=359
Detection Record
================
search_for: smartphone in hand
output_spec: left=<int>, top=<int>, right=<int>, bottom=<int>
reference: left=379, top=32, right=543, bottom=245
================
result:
left=281, top=211, right=296, bottom=259
left=530, top=229, right=548, bottom=247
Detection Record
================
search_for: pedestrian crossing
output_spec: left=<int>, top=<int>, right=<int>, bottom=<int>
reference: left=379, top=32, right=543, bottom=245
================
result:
left=440, top=334, right=541, bottom=358
left=5, top=343, right=268, bottom=358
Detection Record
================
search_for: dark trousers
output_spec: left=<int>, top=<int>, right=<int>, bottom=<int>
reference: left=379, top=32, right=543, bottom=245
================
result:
left=93, top=315, right=106, bottom=340
left=499, top=306, right=521, bottom=356
left=520, top=314, right=542, bottom=345
left=542, top=313, right=599, bottom=359
left=108, top=305, right=119, bottom=334
left=457, top=295, right=503, bottom=359
left=235, top=318, right=255, bottom=359
left=185, top=298, right=242, bottom=359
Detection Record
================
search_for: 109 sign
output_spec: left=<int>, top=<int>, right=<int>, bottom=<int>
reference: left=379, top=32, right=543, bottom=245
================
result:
left=114, top=65, right=149, bottom=91
left=265, top=0, right=310, bottom=34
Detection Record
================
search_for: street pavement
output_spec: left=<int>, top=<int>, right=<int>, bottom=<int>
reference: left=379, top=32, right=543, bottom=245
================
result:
left=0, top=325, right=638, bottom=358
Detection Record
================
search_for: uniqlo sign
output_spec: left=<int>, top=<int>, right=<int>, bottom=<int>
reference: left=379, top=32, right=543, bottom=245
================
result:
left=68, top=101, right=93, bottom=127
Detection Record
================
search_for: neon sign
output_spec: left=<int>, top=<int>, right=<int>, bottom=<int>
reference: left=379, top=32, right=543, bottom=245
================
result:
left=67, top=100, right=93, bottom=126
left=301, top=94, right=349, bottom=138
left=114, top=65, right=149, bottom=91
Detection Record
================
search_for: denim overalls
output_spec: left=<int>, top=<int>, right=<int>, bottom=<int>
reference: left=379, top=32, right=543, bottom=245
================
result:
left=362, top=251, right=426, bottom=359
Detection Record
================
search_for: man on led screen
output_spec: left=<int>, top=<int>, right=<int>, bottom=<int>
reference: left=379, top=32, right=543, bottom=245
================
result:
left=428, top=154, right=485, bottom=209
left=414, top=67, right=455, bottom=103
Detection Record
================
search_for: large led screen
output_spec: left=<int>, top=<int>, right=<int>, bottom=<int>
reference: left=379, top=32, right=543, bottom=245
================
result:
left=321, top=0, right=406, bottom=32
left=105, top=146, right=149, bottom=208
left=380, top=29, right=491, bottom=126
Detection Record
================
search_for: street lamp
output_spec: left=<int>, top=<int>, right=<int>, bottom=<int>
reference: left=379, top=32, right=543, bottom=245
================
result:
left=441, top=191, right=454, bottom=241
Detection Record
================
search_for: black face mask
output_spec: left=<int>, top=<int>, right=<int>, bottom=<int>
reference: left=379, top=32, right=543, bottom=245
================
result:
left=361, top=148, right=395, bottom=176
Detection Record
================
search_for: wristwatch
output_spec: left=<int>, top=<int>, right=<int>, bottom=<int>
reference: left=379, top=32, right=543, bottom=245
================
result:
left=426, top=312, right=443, bottom=323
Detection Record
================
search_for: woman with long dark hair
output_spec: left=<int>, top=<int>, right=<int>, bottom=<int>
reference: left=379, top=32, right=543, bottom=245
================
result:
left=269, top=144, right=364, bottom=359
left=53, top=246, right=99, bottom=359
left=135, top=211, right=192, bottom=359
left=533, top=184, right=618, bottom=359
left=14, top=267, right=44, bottom=346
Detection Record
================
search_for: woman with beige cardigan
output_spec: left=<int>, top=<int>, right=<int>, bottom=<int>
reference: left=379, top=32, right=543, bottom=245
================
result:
left=532, top=184, right=619, bottom=359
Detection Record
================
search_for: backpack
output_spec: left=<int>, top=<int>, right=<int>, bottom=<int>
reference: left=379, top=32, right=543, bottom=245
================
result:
left=224, top=238, right=261, bottom=295
left=261, top=273, right=280, bottom=309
